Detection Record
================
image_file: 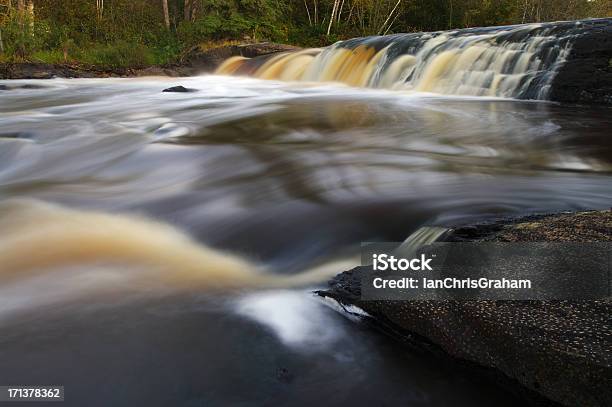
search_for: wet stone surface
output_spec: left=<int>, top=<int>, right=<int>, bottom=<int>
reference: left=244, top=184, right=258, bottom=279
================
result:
left=320, top=211, right=612, bottom=407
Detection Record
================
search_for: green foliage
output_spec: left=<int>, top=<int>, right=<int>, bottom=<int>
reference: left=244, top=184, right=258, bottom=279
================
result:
left=77, top=41, right=156, bottom=68
left=149, top=41, right=183, bottom=65
left=177, top=0, right=289, bottom=45
left=0, top=0, right=609, bottom=67
left=30, top=50, right=66, bottom=64
left=0, top=9, right=51, bottom=60
left=287, top=25, right=337, bottom=47
left=178, top=14, right=245, bottom=43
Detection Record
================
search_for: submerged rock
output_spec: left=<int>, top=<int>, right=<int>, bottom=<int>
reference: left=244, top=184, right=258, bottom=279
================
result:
left=162, top=85, right=198, bottom=93
left=320, top=210, right=612, bottom=407
left=0, top=83, right=48, bottom=90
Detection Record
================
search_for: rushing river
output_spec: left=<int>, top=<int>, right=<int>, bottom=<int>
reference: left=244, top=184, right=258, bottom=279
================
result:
left=0, top=75, right=611, bottom=406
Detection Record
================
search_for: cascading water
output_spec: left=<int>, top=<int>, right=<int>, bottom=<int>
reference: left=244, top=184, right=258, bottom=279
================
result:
left=216, top=20, right=605, bottom=99
left=0, top=17, right=610, bottom=403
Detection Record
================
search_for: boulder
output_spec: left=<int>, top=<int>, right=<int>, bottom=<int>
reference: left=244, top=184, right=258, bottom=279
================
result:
left=549, top=19, right=612, bottom=104
left=319, top=210, right=612, bottom=407
left=162, top=85, right=198, bottom=93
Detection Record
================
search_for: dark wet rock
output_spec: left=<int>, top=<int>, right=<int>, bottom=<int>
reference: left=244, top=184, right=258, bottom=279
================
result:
left=276, top=367, right=295, bottom=384
left=162, top=85, right=198, bottom=93
left=134, top=66, right=182, bottom=77
left=319, top=210, right=612, bottom=407
left=0, top=83, right=48, bottom=90
left=0, top=62, right=119, bottom=79
left=494, top=211, right=612, bottom=242
left=549, top=19, right=612, bottom=105
left=178, top=42, right=300, bottom=74
left=18, top=83, right=47, bottom=89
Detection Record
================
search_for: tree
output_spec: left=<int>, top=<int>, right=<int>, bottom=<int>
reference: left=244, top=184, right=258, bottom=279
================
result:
left=378, top=0, right=402, bottom=35
left=26, top=0, right=32, bottom=33
left=184, top=0, right=192, bottom=22
left=95, top=0, right=103, bottom=20
left=162, top=0, right=170, bottom=29
left=327, top=0, right=339, bottom=35
left=0, top=0, right=11, bottom=54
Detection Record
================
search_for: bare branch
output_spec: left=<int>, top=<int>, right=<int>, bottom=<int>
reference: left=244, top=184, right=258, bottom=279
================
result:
left=327, top=0, right=340, bottom=36
left=378, top=0, right=402, bottom=35
left=304, top=0, right=312, bottom=26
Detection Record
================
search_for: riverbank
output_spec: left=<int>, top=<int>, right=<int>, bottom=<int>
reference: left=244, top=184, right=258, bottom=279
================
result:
left=2, top=19, right=611, bottom=105
left=319, top=210, right=612, bottom=407
left=0, top=42, right=298, bottom=80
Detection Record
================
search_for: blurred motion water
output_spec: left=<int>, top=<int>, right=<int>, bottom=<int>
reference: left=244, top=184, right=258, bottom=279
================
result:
left=0, top=75, right=610, bottom=406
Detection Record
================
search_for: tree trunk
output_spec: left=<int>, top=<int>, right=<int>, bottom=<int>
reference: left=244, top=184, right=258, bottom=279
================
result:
left=304, top=0, right=312, bottom=26
left=336, top=0, right=345, bottom=25
left=327, top=0, right=339, bottom=35
left=378, top=0, right=401, bottom=35
left=184, top=0, right=191, bottom=21
left=27, top=0, right=33, bottom=34
left=96, top=0, right=104, bottom=20
left=162, top=0, right=170, bottom=29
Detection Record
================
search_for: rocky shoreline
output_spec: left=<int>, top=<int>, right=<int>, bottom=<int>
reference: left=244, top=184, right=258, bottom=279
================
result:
left=319, top=211, right=612, bottom=407
left=0, top=42, right=298, bottom=80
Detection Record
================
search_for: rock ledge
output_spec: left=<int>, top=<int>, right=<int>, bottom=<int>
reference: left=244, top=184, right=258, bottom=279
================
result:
left=319, top=210, right=612, bottom=407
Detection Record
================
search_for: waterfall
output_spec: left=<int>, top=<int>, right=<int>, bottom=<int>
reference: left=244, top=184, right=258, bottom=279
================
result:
left=216, top=20, right=606, bottom=99
left=395, top=227, right=450, bottom=258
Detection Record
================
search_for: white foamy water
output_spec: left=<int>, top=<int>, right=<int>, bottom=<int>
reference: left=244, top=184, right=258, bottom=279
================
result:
left=216, top=20, right=603, bottom=99
left=234, top=290, right=346, bottom=351
left=0, top=75, right=610, bottom=317
left=0, top=198, right=361, bottom=320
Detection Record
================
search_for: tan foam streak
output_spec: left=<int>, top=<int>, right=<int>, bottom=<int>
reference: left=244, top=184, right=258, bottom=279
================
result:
left=216, top=56, right=249, bottom=75
left=0, top=200, right=354, bottom=290
left=214, top=23, right=569, bottom=99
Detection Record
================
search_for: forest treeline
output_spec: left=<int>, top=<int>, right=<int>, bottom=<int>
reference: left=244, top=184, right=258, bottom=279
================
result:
left=0, top=0, right=609, bottom=67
